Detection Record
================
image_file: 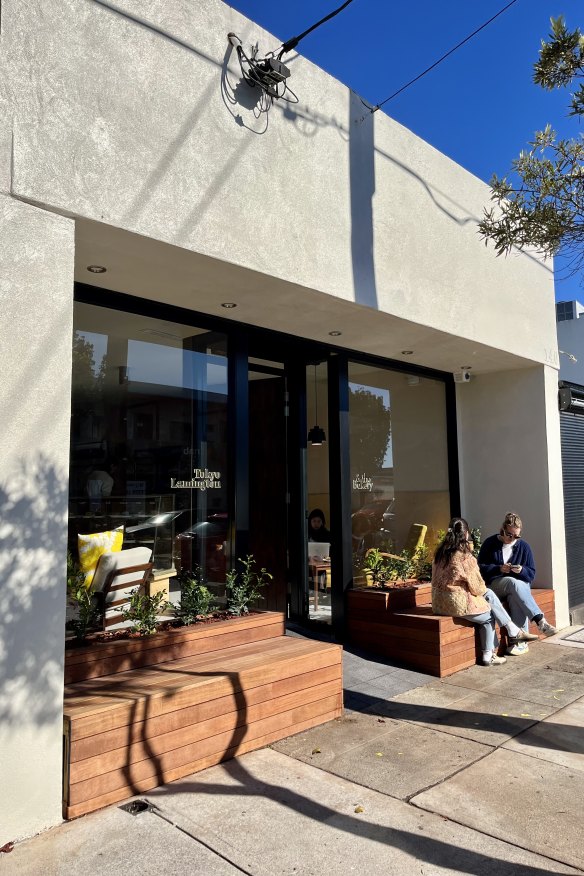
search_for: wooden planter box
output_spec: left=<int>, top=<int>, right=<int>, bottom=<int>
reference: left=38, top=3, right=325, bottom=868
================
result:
left=349, top=581, right=431, bottom=614
left=64, top=611, right=286, bottom=684
left=347, top=585, right=557, bottom=677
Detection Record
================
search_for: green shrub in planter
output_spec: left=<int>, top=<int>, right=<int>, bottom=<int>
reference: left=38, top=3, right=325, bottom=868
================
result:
left=65, top=551, right=100, bottom=641
left=362, top=548, right=394, bottom=586
left=174, top=567, right=216, bottom=625
left=226, top=555, right=272, bottom=616
left=121, top=589, right=169, bottom=636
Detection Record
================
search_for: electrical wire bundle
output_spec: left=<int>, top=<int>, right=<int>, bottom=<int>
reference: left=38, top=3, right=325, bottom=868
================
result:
left=228, top=0, right=355, bottom=109
left=228, top=34, right=298, bottom=109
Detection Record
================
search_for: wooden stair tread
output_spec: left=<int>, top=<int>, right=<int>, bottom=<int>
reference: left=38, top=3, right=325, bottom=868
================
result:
left=64, top=638, right=341, bottom=717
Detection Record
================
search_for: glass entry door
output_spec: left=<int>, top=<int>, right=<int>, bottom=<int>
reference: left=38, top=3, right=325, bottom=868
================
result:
left=248, top=357, right=289, bottom=614
left=305, top=361, right=331, bottom=625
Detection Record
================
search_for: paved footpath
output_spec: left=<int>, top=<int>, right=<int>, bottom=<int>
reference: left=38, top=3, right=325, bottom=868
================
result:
left=3, top=631, right=584, bottom=875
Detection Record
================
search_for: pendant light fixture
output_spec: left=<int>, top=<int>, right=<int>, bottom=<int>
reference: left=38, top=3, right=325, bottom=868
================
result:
left=307, top=363, right=326, bottom=446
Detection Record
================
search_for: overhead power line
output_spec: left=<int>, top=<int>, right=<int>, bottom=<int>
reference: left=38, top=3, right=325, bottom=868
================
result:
left=363, top=0, right=520, bottom=116
left=277, top=0, right=356, bottom=58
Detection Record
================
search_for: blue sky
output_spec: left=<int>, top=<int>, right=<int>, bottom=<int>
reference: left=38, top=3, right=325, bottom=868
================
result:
left=228, top=0, right=583, bottom=300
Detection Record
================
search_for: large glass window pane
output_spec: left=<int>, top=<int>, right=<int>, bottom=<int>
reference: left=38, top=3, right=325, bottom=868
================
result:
left=348, top=363, right=450, bottom=583
left=69, top=303, right=229, bottom=591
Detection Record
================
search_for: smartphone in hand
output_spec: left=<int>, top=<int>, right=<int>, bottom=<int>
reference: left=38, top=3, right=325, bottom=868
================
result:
left=510, top=564, right=521, bottom=573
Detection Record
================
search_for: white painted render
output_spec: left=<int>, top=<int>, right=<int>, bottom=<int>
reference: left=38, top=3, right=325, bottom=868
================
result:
left=0, top=0, right=567, bottom=842
left=4, top=0, right=557, bottom=366
left=0, top=196, right=75, bottom=842
left=557, top=303, right=584, bottom=383
left=456, top=366, right=568, bottom=626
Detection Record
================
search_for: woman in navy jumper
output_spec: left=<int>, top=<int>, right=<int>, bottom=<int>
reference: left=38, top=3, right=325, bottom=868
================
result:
left=477, top=512, right=556, bottom=655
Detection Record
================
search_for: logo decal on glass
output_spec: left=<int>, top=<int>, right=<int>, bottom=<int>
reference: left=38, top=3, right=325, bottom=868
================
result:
left=352, top=474, right=373, bottom=492
left=171, top=468, right=222, bottom=491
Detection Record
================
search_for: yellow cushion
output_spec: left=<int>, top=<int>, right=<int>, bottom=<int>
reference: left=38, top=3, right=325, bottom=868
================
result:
left=78, top=527, right=124, bottom=586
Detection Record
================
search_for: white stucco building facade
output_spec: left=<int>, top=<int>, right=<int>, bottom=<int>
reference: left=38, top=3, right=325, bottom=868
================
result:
left=0, top=0, right=568, bottom=843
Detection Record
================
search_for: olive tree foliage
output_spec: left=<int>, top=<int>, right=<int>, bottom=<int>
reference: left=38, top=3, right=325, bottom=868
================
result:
left=479, top=17, right=584, bottom=278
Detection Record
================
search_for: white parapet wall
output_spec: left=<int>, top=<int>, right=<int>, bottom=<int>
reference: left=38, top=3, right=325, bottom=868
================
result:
left=3, top=0, right=556, bottom=365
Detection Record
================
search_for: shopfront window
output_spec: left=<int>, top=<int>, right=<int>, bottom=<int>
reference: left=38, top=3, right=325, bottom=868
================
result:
left=69, top=303, right=229, bottom=588
left=349, top=363, right=450, bottom=582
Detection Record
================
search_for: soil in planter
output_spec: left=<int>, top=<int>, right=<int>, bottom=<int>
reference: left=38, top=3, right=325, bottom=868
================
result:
left=363, top=579, right=428, bottom=591
left=65, top=610, right=263, bottom=649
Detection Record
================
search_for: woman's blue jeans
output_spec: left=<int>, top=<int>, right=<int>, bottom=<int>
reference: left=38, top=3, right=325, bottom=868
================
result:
left=488, top=575, right=541, bottom=632
left=464, top=588, right=516, bottom=654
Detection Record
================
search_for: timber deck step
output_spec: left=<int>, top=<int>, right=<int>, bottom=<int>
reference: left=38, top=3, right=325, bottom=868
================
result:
left=63, top=636, right=343, bottom=820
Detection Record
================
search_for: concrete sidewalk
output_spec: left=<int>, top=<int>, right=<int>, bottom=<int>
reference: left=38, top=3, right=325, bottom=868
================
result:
left=3, top=630, right=584, bottom=875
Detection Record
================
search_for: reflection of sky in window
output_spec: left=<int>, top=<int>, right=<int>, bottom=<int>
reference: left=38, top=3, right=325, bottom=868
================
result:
left=349, top=382, right=393, bottom=468
left=128, top=341, right=227, bottom=393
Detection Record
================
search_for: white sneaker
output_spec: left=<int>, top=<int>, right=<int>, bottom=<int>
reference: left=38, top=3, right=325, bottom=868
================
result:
left=537, top=618, right=557, bottom=636
left=506, top=642, right=529, bottom=656
left=516, top=629, right=539, bottom=642
left=487, top=654, right=507, bottom=666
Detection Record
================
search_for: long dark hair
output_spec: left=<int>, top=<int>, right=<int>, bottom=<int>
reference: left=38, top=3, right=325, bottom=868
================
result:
left=434, top=517, right=472, bottom=566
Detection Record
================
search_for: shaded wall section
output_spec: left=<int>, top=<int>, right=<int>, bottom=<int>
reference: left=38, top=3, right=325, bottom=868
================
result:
left=0, top=196, right=74, bottom=842
left=456, top=366, right=568, bottom=626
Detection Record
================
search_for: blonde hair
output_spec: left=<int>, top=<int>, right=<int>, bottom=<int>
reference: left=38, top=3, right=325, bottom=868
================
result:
left=502, top=511, right=522, bottom=531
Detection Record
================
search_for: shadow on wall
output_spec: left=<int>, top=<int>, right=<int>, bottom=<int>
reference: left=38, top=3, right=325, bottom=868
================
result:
left=90, top=2, right=484, bottom=246
left=349, top=90, right=377, bottom=309
left=0, top=455, right=68, bottom=728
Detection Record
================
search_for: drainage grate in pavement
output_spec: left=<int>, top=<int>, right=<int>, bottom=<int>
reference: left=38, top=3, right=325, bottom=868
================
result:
left=562, top=627, right=584, bottom=643
left=119, top=799, right=152, bottom=816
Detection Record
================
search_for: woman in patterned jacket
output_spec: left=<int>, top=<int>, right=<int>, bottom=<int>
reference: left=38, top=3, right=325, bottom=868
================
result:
left=432, top=517, right=536, bottom=666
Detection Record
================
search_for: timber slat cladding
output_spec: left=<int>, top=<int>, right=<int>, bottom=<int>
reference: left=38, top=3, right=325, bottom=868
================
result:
left=70, top=665, right=342, bottom=761
left=347, top=587, right=556, bottom=678
left=67, top=693, right=342, bottom=806
left=63, top=637, right=343, bottom=819
left=70, top=680, right=341, bottom=781
left=64, top=708, right=339, bottom=821
left=64, top=612, right=286, bottom=683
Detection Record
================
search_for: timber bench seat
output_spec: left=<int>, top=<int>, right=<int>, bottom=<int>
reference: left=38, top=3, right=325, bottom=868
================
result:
left=63, top=635, right=343, bottom=819
left=347, top=587, right=556, bottom=678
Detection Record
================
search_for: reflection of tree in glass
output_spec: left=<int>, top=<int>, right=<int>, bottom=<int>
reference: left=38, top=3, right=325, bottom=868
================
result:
left=72, top=331, right=98, bottom=396
left=72, top=332, right=107, bottom=400
left=350, top=388, right=391, bottom=474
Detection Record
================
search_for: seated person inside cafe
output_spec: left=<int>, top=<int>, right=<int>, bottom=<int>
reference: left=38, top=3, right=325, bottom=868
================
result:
left=477, top=511, right=557, bottom=656
left=432, top=517, right=536, bottom=666
left=308, top=509, right=331, bottom=593
left=307, top=508, right=331, bottom=543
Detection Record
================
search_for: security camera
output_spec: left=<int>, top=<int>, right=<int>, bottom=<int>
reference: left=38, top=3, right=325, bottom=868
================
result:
left=453, top=370, right=471, bottom=383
